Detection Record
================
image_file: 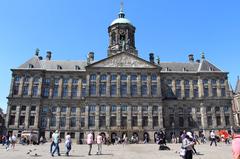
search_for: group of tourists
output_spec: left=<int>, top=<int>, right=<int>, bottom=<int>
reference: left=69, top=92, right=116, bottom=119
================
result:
left=1, top=133, right=17, bottom=150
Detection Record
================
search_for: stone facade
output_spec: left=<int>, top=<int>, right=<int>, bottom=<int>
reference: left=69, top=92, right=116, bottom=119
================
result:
left=5, top=7, right=233, bottom=143
left=232, top=77, right=240, bottom=126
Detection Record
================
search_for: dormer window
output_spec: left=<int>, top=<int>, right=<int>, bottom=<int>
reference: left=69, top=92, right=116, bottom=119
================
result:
left=75, top=65, right=80, bottom=70
left=57, top=65, right=62, bottom=70
left=28, top=64, right=34, bottom=68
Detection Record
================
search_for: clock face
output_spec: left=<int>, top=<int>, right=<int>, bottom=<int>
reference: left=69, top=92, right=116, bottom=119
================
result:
left=119, top=29, right=125, bottom=35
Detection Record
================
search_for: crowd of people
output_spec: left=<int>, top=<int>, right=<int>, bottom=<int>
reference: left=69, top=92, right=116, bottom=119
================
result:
left=1, top=128, right=238, bottom=158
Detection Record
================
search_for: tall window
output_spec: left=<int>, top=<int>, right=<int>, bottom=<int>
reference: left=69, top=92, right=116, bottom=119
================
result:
left=132, top=116, right=138, bottom=126
left=100, top=105, right=106, bottom=112
left=81, top=79, right=86, bottom=97
left=89, top=105, right=96, bottom=112
left=185, top=89, right=190, bottom=98
left=121, top=105, right=127, bottom=111
left=151, top=84, right=157, bottom=96
left=121, top=116, right=127, bottom=127
left=89, top=116, right=95, bottom=127
left=29, top=116, right=35, bottom=126
left=142, top=116, right=148, bottom=127
left=110, top=84, right=116, bottom=96
left=42, top=78, right=50, bottom=97
left=176, top=88, right=181, bottom=98
left=207, top=116, right=212, bottom=126
left=111, top=105, right=116, bottom=112
left=80, top=117, right=85, bottom=127
left=204, top=87, right=208, bottom=97
left=110, top=116, right=116, bottom=126
left=62, top=85, right=68, bottom=97
left=212, top=88, right=217, bottom=97
left=120, top=82, right=127, bottom=96
left=50, top=116, right=56, bottom=127
left=99, top=116, right=106, bottom=127
left=131, top=84, right=137, bottom=96
left=153, top=116, right=158, bottom=127
left=194, top=88, right=199, bottom=98
left=23, top=85, right=29, bottom=95
left=32, top=85, right=38, bottom=96
left=71, top=85, right=78, bottom=97
left=90, top=74, right=96, bottom=96
left=40, top=116, right=47, bottom=128
left=100, top=74, right=106, bottom=96
left=141, top=84, right=147, bottom=96
left=179, top=117, right=184, bottom=127
left=216, top=116, right=221, bottom=126
left=221, top=88, right=226, bottom=97
left=60, top=117, right=66, bottom=127
left=70, top=117, right=76, bottom=127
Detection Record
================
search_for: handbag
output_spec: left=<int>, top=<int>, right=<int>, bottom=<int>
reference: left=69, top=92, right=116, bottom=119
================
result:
left=180, top=147, right=186, bottom=157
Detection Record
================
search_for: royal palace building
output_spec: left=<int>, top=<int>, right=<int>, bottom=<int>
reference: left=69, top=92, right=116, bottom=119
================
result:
left=5, top=7, right=233, bottom=143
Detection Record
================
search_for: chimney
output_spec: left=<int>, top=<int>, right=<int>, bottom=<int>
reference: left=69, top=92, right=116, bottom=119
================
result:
left=196, top=59, right=200, bottom=63
left=39, top=56, right=43, bottom=60
left=188, top=54, right=194, bottom=62
left=201, top=52, right=205, bottom=60
left=46, top=51, right=52, bottom=60
left=149, top=53, right=154, bottom=63
left=35, top=48, right=40, bottom=56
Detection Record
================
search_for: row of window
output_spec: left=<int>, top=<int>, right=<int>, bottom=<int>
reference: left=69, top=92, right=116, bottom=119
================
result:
left=164, top=79, right=225, bottom=86
left=40, top=105, right=159, bottom=114
left=89, top=74, right=157, bottom=81
left=11, top=105, right=36, bottom=111
left=166, top=106, right=230, bottom=114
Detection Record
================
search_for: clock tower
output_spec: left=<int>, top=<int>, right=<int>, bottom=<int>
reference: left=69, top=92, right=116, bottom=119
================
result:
left=107, top=4, right=138, bottom=57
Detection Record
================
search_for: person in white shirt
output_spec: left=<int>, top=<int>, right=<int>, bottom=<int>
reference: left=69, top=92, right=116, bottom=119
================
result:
left=65, top=133, right=72, bottom=156
left=210, top=130, right=217, bottom=146
left=96, top=133, right=103, bottom=155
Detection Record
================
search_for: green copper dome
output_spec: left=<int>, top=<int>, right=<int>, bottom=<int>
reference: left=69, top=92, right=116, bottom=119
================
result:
left=110, top=6, right=133, bottom=26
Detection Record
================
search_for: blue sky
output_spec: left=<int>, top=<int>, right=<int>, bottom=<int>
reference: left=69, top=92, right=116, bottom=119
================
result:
left=0, top=0, right=239, bottom=112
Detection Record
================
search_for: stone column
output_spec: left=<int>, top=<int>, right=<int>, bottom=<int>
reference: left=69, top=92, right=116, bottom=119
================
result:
left=157, top=74, right=161, bottom=97
left=127, top=74, right=131, bottom=96
left=66, top=106, right=71, bottom=130
left=189, top=80, right=194, bottom=98
left=18, top=77, right=24, bottom=96
left=172, top=79, right=176, bottom=96
left=106, top=74, right=111, bottom=97
left=216, top=80, right=221, bottom=97
left=200, top=103, right=207, bottom=131
left=137, top=106, right=142, bottom=128
left=147, top=74, right=151, bottom=96
left=116, top=105, right=121, bottom=127
left=181, top=80, right=185, bottom=98
left=96, top=74, right=100, bottom=96
left=212, top=107, right=217, bottom=127
left=158, top=105, right=164, bottom=128
left=49, top=78, right=54, bottom=98
left=198, top=78, right=203, bottom=98
left=58, top=78, right=63, bottom=97
left=137, top=73, right=141, bottom=96
left=24, top=105, right=30, bottom=128
left=95, top=105, right=100, bottom=129
left=220, top=107, right=226, bottom=127
left=76, top=106, right=81, bottom=129
left=208, top=79, right=213, bottom=97
left=68, top=78, right=72, bottom=97
left=148, top=105, right=153, bottom=129
left=191, top=107, right=197, bottom=127
left=9, top=76, right=14, bottom=96
left=106, top=105, right=110, bottom=128
left=116, top=73, right=120, bottom=97
left=27, top=77, right=33, bottom=96
left=85, top=105, right=89, bottom=129
left=86, top=74, right=90, bottom=96
left=5, top=103, right=11, bottom=128
left=127, top=105, right=132, bottom=129
left=34, top=104, right=40, bottom=128
left=37, top=77, right=43, bottom=97
left=77, top=78, right=82, bottom=97
left=14, top=105, right=20, bottom=127
left=225, top=79, right=230, bottom=97
left=56, top=106, right=61, bottom=129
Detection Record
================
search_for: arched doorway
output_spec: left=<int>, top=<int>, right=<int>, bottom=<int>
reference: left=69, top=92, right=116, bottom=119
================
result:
left=154, top=132, right=158, bottom=143
left=131, top=132, right=139, bottom=144
left=111, top=132, right=117, bottom=144
left=143, top=132, right=150, bottom=143
left=100, top=132, right=106, bottom=144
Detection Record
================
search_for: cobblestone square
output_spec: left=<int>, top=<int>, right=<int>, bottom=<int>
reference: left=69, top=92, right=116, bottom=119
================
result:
left=0, top=142, right=231, bottom=159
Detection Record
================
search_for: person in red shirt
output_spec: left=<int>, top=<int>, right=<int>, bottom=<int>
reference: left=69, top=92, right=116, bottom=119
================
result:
left=232, top=127, right=240, bottom=159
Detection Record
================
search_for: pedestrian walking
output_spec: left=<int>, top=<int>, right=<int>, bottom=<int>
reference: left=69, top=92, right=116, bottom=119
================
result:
left=87, top=131, right=94, bottom=155
left=96, top=133, right=103, bottom=155
left=181, top=132, right=195, bottom=159
left=232, top=126, right=240, bottom=159
left=65, top=133, right=72, bottom=156
left=51, top=130, right=61, bottom=157
left=11, top=133, right=17, bottom=149
left=210, top=130, right=217, bottom=146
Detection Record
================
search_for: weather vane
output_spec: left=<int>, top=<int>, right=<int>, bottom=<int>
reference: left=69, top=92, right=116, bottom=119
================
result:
left=120, top=1, right=124, bottom=12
